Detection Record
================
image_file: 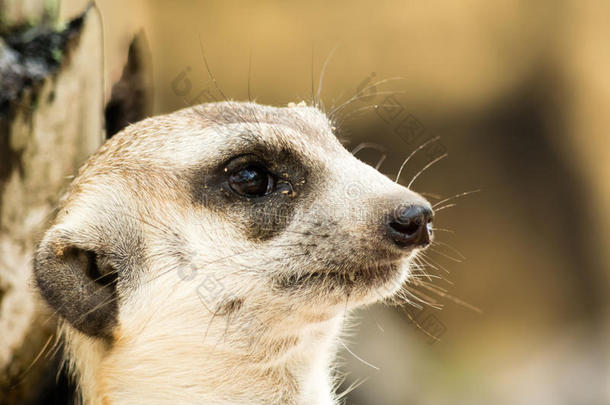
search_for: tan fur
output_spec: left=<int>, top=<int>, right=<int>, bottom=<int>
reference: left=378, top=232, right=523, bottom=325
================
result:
left=36, top=101, right=432, bottom=404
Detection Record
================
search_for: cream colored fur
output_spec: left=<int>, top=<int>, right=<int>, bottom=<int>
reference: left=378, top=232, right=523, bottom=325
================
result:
left=38, top=101, right=430, bottom=404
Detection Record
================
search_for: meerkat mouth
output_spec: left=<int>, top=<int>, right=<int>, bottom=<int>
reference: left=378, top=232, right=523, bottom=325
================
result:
left=277, top=260, right=402, bottom=291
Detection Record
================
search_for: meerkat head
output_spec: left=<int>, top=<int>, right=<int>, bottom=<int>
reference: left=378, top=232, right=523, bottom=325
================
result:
left=33, top=101, right=432, bottom=403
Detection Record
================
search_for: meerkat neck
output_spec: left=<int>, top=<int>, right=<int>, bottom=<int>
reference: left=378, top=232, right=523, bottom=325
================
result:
left=64, top=312, right=344, bottom=405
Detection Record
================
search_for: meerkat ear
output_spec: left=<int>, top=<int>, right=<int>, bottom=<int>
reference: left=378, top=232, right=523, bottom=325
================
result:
left=33, top=231, right=119, bottom=340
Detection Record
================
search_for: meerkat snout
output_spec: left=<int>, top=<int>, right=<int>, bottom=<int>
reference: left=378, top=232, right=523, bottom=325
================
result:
left=33, top=101, right=433, bottom=405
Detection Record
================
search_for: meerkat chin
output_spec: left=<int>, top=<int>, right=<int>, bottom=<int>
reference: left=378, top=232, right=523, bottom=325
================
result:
left=33, top=101, right=433, bottom=405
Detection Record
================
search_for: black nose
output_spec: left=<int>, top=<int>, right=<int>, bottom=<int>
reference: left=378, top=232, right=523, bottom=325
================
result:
left=388, top=204, right=433, bottom=248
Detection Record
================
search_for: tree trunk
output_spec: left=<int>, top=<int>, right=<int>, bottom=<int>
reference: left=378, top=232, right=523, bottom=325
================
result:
left=0, top=2, right=104, bottom=403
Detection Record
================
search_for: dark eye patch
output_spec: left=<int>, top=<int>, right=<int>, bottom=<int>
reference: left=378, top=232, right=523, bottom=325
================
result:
left=188, top=144, right=314, bottom=241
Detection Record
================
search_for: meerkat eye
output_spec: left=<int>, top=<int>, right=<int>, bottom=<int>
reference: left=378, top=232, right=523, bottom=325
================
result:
left=228, top=165, right=275, bottom=197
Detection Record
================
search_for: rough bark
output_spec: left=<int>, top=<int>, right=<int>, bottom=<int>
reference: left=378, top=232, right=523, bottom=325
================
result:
left=0, top=4, right=104, bottom=403
left=0, top=0, right=58, bottom=32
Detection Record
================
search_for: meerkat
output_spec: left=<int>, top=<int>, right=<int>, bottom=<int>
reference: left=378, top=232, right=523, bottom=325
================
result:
left=33, top=101, right=433, bottom=405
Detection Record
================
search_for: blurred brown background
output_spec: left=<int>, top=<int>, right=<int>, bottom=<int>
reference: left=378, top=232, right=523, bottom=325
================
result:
left=61, top=1, right=610, bottom=404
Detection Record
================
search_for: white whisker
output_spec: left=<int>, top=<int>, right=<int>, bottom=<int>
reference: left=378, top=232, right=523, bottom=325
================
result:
left=395, top=137, right=441, bottom=184
left=407, top=152, right=448, bottom=189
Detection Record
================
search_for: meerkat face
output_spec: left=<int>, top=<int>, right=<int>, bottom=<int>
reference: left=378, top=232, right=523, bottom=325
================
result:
left=34, top=101, right=432, bottom=344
